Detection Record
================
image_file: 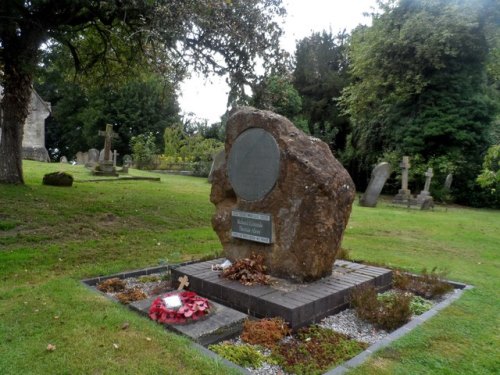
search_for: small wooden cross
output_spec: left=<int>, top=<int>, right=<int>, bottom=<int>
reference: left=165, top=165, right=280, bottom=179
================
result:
left=177, top=275, right=190, bottom=290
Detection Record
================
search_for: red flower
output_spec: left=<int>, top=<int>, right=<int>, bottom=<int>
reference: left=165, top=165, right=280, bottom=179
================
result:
left=149, top=291, right=211, bottom=324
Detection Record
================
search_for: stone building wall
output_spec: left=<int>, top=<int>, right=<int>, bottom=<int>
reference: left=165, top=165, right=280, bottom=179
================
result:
left=0, top=85, right=51, bottom=162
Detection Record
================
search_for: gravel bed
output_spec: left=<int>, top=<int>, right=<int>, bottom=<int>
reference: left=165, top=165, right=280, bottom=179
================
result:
left=319, top=308, right=388, bottom=344
left=101, top=273, right=455, bottom=374
left=123, top=273, right=170, bottom=296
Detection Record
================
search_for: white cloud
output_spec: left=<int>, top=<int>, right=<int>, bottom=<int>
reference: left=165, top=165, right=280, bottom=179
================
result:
left=179, top=0, right=377, bottom=123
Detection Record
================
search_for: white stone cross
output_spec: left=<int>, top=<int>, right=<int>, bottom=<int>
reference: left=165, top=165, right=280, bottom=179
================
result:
left=400, top=156, right=411, bottom=191
left=423, top=167, right=434, bottom=192
left=98, top=124, right=119, bottom=162
left=113, top=150, right=119, bottom=167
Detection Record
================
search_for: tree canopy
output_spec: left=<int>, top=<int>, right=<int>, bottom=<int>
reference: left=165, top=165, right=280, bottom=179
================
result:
left=0, top=0, right=285, bottom=184
left=293, top=30, right=350, bottom=150
left=340, top=0, right=498, bottom=196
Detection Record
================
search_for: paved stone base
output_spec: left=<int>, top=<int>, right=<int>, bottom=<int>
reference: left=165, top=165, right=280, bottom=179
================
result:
left=391, top=198, right=434, bottom=210
left=172, top=259, right=392, bottom=330
left=91, top=170, right=119, bottom=177
left=81, top=263, right=248, bottom=346
left=130, top=297, right=247, bottom=346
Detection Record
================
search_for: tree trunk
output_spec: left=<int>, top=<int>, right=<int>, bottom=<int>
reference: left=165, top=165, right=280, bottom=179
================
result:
left=0, top=72, right=33, bottom=184
left=0, top=23, right=41, bottom=184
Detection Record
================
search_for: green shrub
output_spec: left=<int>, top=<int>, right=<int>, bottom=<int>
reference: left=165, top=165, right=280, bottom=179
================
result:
left=409, top=295, right=433, bottom=315
left=378, top=291, right=433, bottom=316
left=394, top=268, right=453, bottom=299
left=192, top=161, right=212, bottom=177
left=130, top=132, right=158, bottom=170
left=351, top=285, right=412, bottom=331
left=208, top=343, right=266, bottom=368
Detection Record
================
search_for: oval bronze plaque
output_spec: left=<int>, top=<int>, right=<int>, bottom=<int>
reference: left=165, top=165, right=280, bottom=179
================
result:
left=227, top=128, right=280, bottom=201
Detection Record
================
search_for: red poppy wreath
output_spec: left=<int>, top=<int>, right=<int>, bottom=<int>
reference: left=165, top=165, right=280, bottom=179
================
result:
left=149, top=291, right=212, bottom=324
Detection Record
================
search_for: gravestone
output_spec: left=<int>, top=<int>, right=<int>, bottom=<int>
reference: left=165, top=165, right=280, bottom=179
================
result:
left=60, top=156, right=68, bottom=163
left=75, top=151, right=89, bottom=165
left=360, top=162, right=392, bottom=207
left=416, top=167, right=434, bottom=209
left=98, top=124, right=119, bottom=162
left=211, top=107, right=355, bottom=282
left=99, top=149, right=106, bottom=162
left=444, top=173, right=453, bottom=190
left=93, top=124, right=119, bottom=176
left=392, top=156, right=412, bottom=204
left=113, top=150, right=119, bottom=167
left=86, top=148, right=100, bottom=167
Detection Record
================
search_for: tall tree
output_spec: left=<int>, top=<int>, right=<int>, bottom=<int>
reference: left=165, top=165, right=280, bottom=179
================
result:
left=293, top=30, right=351, bottom=150
left=341, top=0, right=498, bottom=194
left=0, top=0, right=284, bottom=184
left=251, top=74, right=303, bottom=119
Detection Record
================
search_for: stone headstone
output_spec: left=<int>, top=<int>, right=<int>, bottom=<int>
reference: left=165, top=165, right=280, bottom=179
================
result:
left=211, top=107, right=355, bottom=282
left=444, top=173, right=453, bottom=190
left=392, top=156, right=412, bottom=204
left=99, top=149, right=106, bottom=162
left=416, top=167, right=434, bottom=210
left=60, top=156, right=68, bottom=163
left=113, top=150, right=119, bottom=167
left=360, top=162, right=392, bottom=207
left=75, top=151, right=89, bottom=165
left=98, top=124, right=119, bottom=162
left=87, top=148, right=99, bottom=163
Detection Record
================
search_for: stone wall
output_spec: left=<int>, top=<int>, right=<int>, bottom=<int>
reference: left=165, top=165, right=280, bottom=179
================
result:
left=0, top=86, right=51, bottom=162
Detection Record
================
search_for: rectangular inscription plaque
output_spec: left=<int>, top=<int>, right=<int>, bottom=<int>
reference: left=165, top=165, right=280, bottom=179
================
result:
left=231, top=210, right=272, bottom=244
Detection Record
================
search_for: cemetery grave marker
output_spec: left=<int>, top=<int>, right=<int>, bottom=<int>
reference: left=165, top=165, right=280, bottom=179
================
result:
left=416, top=167, right=434, bottom=209
left=86, top=148, right=100, bottom=168
left=444, top=173, right=453, bottom=190
left=210, top=107, right=356, bottom=282
left=93, top=124, right=119, bottom=176
left=392, top=156, right=412, bottom=204
left=360, top=162, right=392, bottom=207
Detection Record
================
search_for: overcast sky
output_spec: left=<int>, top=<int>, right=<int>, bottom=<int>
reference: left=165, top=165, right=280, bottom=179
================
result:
left=178, top=0, right=378, bottom=123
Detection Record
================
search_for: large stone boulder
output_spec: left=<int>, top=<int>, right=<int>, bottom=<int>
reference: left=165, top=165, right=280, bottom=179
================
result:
left=210, top=107, right=355, bottom=282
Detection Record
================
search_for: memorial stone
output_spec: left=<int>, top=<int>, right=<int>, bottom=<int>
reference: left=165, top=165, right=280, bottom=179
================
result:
left=77, top=151, right=89, bottom=165
left=86, top=148, right=100, bottom=167
left=360, top=162, right=392, bottom=207
left=113, top=150, right=119, bottom=167
left=392, top=156, right=413, bottom=204
left=211, top=107, right=355, bottom=282
left=444, top=173, right=453, bottom=190
left=93, top=124, right=119, bottom=176
left=416, top=167, right=434, bottom=209
left=60, top=156, right=68, bottom=163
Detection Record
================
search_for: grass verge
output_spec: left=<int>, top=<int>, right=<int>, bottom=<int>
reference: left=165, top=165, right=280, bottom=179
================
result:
left=0, top=161, right=499, bottom=374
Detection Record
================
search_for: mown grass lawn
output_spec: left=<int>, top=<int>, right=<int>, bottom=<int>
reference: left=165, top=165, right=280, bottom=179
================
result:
left=1, top=161, right=499, bottom=374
